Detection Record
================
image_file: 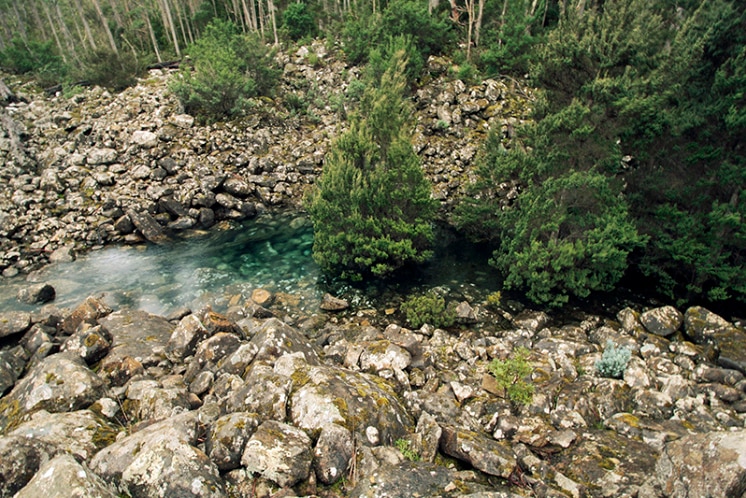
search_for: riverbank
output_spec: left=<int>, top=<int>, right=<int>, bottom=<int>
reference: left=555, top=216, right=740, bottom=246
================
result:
left=0, top=41, right=533, bottom=278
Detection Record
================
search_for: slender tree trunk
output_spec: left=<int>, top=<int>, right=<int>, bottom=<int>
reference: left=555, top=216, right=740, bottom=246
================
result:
left=268, top=0, right=278, bottom=45
left=158, top=0, right=181, bottom=56
left=474, top=0, right=485, bottom=47
left=240, top=0, right=253, bottom=32
left=91, top=0, right=119, bottom=53
left=106, top=0, right=124, bottom=29
left=54, top=0, right=80, bottom=60
left=498, top=0, right=508, bottom=45
left=144, top=10, right=162, bottom=62
left=28, top=0, right=48, bottom=41
left=41, top=1, right=68, bottom=62
left=248, top=0, right=258, bottom=31
left=71, top=0, right=98, bottom=49
left=10, top=0, right=28, bottom=42
left=258, top=0, right=266, bottom=39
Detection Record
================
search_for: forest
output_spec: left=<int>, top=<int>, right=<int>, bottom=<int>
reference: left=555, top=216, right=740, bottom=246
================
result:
left=1, top=0, right=744, bottom=310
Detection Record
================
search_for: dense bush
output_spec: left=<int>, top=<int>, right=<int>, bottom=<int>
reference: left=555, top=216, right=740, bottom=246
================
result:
left=74, top=49, right=143, bottom=91
left=0, top=37, right=67, bottom=86
left=342, top=0, right=453, bottom=78
left=400, top=292, right=455, bottom=329
left=306, top=47, right=437, bottom=280
left=282, top=2, right=317, bottom=41
left=170, top=19, right=280, bottom=120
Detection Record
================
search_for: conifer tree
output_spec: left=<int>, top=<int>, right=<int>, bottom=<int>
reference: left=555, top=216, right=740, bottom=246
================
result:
left=307, top=43, right=437, bottom=281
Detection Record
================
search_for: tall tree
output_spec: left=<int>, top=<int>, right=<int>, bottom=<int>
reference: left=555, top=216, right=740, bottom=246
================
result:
left=307, top=42, right=437, bottom=281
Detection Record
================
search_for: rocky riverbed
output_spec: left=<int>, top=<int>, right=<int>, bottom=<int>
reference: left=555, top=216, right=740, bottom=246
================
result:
left=0, top=291, right=745, bottom=497
left=1, top=43, right=746, bottom=497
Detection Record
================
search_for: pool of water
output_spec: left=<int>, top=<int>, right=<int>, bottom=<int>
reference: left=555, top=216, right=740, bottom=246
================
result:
left=0, top=212, right=504, bottom=317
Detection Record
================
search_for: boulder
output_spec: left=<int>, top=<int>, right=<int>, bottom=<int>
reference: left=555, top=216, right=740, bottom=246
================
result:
left=0, top=353, right=105, bottom=431
left=206, top=412, right=261, bottom=471
left=126, top=209, right=171, bottom=245
left=60, top=296, right=111, bottom=334
left=87, top=148, right=118, bottom=165
left=640, top=306, right=683, bottom=337
left=131, top=130, right=158, bottom=148
left=97, top=309, right=174, bottom=386
left=440, top=425, right=517, bottom=478
left=0, top=311, right=31, bottom=339
left=165, top=314, right=209, bottom=361
left=225, top=364, right=291, bottom=420
left=0, top=435, right=60, bottom=498
left=17, top=283, right=55, bottom=304
left=320, top=292, right=349, bottom=311
left=683, top=306, right=732, bottom=343
left=313, top=423, right=354, bottom=485
left=249, top=318, right=320, bottom=365
left=8, top=409, right=115, bottom=461
left=14, top=453, right=118, bottom=498
left=61, top=324, right=112, bottom=364
left=241, top=420, right=313, bottom=488
left=656, top=430, right=746, bottom=498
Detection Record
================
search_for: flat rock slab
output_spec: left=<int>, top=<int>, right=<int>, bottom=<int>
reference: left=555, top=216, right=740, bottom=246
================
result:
left=440, top=425, right=517, bottom=479
left=0, top=435, right=61, bottom=498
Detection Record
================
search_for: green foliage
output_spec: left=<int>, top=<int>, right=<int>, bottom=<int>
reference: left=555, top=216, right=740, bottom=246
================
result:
left=74, top=49, right=143, bottom=91
left=169, top=19, right=279, bottom=120
left=282, top=2, right=318, bottom=41
left=400, top=292, right=455, bottom=329
left=0, top=37, right=62, bottom=76
left=476, top=0, right=550, bottom=76
left=394, top=438, right=421, bottom=461
left=342, top=0, right=453, bottom=78
left=306, top=48, right=437, bottom=281
left=595, top=341, right=631, bottom=379
left=485, top=291, right=502, bottom=310
left=487, top=347, right=535, bottom=405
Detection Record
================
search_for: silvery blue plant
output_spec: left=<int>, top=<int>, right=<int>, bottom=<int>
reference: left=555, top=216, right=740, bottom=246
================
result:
left=596, top=340, right=632, bottom=379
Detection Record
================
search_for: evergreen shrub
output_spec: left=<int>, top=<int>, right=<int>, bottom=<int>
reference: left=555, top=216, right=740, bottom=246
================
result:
left=400, top=292, right=455, bottom=329
left=282, top=2, right=317, bottom=41
left=487, top=347, right=535, bottom=405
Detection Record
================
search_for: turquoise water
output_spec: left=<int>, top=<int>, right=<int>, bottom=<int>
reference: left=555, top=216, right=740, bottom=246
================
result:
left=0, top=213, right=503, bottom=317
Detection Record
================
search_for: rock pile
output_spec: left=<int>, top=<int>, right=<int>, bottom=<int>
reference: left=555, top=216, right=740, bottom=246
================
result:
left=0, top=292, right=744, bottom=497
left=0, top=44, right=533, bottom=277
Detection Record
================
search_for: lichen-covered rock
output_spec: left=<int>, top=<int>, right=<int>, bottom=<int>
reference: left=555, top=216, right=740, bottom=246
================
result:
left=16, top=283, right=55, bottom=305
left=124, top=379, right=191, bottom=421
left=313, top=423, right=354, bottom=485
left=97, top=309, right=174, bottom=386
left=0, top=435, right=60, bottom=498
left=166, top=314, right=209, bottom=361
left=13, top=453, right=118, bottom=498
left=0, top=310, right=31, bottom=339
left=656, top=429, right=746, bottom=498
left=206, top=412, right=260, bottom=471
left=249, top=317, right=320, bottom=365
left=359, top=340, right=412, bottom=373
left=440, top=426, right=517, bottom=478
left=8, top=409, right=115, bottom=461
left=683, top=306, right=732, bottom=344
left=120, top=437, right=226, bottom=498
left=90, top=411, right=200, bottom=482
left=61, top=324, right=112, bottom=364
left=60, top=296, right=112, bottom=334
left=241, top=420, right=313, bottom=488
left=0, top=353, right=105, bottom=431
left=225, top=364, right=291, bottom=420
left=289, top=363, right=413, bottom=443
left=640, top=306, right=683, bottom=337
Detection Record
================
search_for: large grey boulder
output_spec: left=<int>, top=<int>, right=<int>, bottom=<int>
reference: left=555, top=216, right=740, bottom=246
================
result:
left=165, top=313, right=209, bottom=361
left=0, top=353, right=105, bottom=431
left=120, top=437, right=226, bottom=498
left=313, top=423, right=354, bottom=485
left=0, top=310, right=31, bottom=338
left=206, top=412, right=261, bottom=471
left=683, top=306, right=732, bottom=343
left=640, top=306, right=683, bottom=337
left=656, top=430, right=746, bottom=498
left=90, top=412, right=199, bottom=481
left=14, top=453, right=118, bottom=498
left=440, top=425, right=517, bottom=479
left=9, top=409, right=115, bottom=461
left=289, top=363, right=413, bottom=443
left=241, top=420, right=313, bottom=488
left=225, top=364, right=291, bottom=420
left=250, top=317, right=321, bottom=365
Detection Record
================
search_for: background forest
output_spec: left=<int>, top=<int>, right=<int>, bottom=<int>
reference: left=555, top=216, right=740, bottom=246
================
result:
left=1, top=0, right=744, bottom=310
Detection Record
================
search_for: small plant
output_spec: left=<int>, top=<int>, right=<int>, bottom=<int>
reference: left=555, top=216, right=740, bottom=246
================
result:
left=595, top=341, right=631, bottom=379
left=487, top=347, right=535, bottom=405
left=394, top=438, right=420, bottom=461
left=485, top=290, right=503, bottom=310
left=400, top=292, right=455, bottom=329
left=435, top=119, right=450, bottom=131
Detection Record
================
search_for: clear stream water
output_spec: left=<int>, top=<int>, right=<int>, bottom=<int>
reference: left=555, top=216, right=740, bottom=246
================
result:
left=0, top=212, right=504, bottom=317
